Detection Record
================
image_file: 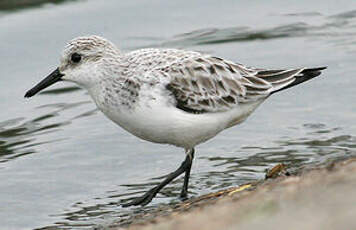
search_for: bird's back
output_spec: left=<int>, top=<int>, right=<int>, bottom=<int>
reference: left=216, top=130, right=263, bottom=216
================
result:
left=98, top=47, right=326, bottom=148
left=124, top=48, right=202, bottom=74
left=124, top=48, right=325, bottom=114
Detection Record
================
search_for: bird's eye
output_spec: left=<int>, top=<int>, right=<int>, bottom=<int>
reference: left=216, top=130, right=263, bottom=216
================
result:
left=71, top=53, right=81, bottom=63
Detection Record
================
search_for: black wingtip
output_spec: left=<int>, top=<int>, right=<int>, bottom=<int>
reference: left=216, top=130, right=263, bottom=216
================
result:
left=271, top=66, right=327, bottom=94
left=304, top=66, right=327, bottom=71
left=300, top=66, right=327, bottom=79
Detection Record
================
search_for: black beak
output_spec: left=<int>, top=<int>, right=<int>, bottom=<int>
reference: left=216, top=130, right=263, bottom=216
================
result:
left=25, top=68, right=64, bottom=98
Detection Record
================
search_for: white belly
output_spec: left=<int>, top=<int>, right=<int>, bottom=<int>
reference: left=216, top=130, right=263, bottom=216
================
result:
left=89, top=81, right=262, bottom=149
left=100, top=101, right=225, bottom=149
left=90, top=86, right=263, bottom=149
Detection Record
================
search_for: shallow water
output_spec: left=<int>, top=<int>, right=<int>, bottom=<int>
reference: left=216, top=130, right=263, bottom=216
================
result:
left=1, top=0, right=356, bottom=229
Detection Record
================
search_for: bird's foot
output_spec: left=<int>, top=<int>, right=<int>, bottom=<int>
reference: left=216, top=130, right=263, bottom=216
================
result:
left=122, top=188, right=158, bottom=207
left=179, top=195, right=189, bottom=201
left=179, top=189, right=188, bottom=201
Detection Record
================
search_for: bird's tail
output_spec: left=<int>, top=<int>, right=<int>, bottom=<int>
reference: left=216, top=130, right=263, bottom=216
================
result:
left=269, top=67, right=327, bottom=94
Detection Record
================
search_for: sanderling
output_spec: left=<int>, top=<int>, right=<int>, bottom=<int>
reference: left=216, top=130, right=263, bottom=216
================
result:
left=25, top=35, right=326, bottom=206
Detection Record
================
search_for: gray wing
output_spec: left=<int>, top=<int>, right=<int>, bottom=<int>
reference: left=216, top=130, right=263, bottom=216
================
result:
left=164, top=56, right=324, bottom=113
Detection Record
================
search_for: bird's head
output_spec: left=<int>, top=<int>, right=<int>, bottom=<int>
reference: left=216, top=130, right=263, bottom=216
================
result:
left=25, top=35, right=120, bottom=98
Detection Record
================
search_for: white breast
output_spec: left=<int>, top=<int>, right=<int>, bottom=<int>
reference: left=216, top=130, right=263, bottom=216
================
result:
left=89, top=84, right=263, bottom=149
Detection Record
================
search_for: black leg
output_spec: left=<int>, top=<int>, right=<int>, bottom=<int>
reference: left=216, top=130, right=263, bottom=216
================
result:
left=180, top=149, right=195, bottom=199
left=122, top=148, right=195, bottom=207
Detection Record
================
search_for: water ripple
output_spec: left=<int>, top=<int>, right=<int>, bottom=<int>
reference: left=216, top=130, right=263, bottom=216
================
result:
left=37, top=122, right=356, bottom=229
left=0, top=101, right=93, bottom=163
left=153, top=10, right=356, bottom=49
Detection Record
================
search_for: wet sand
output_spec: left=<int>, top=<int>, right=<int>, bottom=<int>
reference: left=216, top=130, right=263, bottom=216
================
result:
left=100, top=156, right=356, bottom=230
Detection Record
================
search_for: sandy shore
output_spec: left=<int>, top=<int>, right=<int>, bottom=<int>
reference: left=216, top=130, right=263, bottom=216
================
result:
left=100, top=157, right=356, bottom=230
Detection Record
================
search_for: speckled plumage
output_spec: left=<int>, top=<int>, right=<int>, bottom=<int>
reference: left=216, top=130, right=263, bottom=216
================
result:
left=53, top=35, right=326, bottom=149
left=26, top=35, right=326, bottom=206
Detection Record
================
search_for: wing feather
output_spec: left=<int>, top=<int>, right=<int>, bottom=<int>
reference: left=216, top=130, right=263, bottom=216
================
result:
left=147, top=52, right=323, bottom=113
left=126, top=49, right=323, bottom=114
left=165, top=56, right=274, bottom=113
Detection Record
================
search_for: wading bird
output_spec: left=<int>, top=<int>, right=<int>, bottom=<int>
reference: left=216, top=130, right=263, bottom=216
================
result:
left=25, top=36, right=326, bottom=206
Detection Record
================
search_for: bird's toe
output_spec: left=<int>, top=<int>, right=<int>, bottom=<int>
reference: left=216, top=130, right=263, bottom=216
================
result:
left=122, top=189, right=157, bottom=207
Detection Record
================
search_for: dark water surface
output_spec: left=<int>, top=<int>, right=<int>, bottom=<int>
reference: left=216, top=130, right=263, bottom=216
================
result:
left=1, top=0, right=356, bottom=229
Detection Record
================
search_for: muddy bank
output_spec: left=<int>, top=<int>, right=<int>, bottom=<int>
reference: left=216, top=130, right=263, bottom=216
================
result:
left=99, top=157, right=356, bottom=230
